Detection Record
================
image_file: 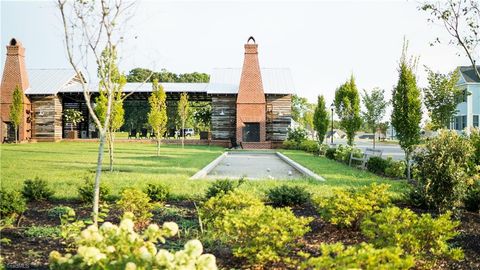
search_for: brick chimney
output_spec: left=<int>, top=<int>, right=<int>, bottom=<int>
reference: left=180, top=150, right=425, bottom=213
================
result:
left=236, top=37, right=267, bottom=146
left=0, top=38, right=31, bottom=142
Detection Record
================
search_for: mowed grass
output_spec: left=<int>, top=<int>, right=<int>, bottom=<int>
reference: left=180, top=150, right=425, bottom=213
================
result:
left=0, top=142, right=407, bottom=200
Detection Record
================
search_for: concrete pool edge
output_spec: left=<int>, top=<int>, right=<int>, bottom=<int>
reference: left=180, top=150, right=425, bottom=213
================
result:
left=190, top=152, right=228, bottom=179
left=275, top=152, right=325, bottom=181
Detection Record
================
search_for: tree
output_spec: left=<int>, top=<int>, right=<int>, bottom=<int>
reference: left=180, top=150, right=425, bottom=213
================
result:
left=63, top=109, right=84, bottom=135
left=9, top=86, right=23, bottom=144
left=148, top=79, right=168, bottom=156
left=334, top=75, right=362, bottom=145
left=94, top=47, right=126, bottom=172
left=391, top=41, right=422, bottom=181
left=291, top=94, right=309, bottom=124
left=361, top=88, right=388, bottom=149
left=193, top=103, right=212, bottom=132
left=313, top=95, right=329, bottom=143
left=57, top=0, right=135, bottom=224
left=421, top=0, right=480, bottom=79
left=178, top=92, right=189, bottom=149
left=423, top=68, right=462, bottom=130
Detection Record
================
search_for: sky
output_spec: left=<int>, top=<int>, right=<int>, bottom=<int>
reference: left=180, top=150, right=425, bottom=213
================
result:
left=0, top=0, right=474, bottom=106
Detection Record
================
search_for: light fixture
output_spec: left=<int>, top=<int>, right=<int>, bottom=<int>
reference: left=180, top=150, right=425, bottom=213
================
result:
left=219, top=110, right=225, bottom=116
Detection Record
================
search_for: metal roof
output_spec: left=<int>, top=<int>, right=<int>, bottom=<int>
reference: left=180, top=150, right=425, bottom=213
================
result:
left=459, top=65, right=480, bottom=83
left=205, top=68, right=295, bottom=94
left=58, top=82, right=208, bottom=93
left=24, top=69, right=79, bottom=95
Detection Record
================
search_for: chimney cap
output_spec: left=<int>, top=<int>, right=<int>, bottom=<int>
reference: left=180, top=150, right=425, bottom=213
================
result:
left=247, top=36, right=256, bottom=44
left=9, top=38, right=18, bottom=46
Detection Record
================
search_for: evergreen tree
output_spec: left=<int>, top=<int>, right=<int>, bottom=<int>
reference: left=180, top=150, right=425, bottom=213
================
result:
left=334, top=75, right=362, bottom=145
left=361, top=87, right=388, bottom=149
left=9, top=86, right=23, bottom=144
left=148, top=79, right=168, bottom=156
left=313, top=95, right=329, bottom=143
left=391, top=41, right=422, bottom=180
left=178, top=92, right=189, bottom=149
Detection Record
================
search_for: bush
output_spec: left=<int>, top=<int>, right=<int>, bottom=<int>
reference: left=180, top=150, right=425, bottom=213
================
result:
left=300, top=242, right=415, bottom=270
left=318, top=144, right=329, bottom=156
left=314, top=184, right=391, bottom=228
left=464, top=180, right=480, bottom=212
left=144, top=183, right=170, bottom=203
left=49, top=213, right=217, bottom=270
left=0, top=189, right=27, bottom=224
left=201, top=190, right=263, bottom=224
left=266, top=185, right=311, bottom=207
left=334, top=144, right=361, bottom=164
left=24, top=226, right=60, bottom=238
left=384, top=157, right=406, bottom=179
left=22, top=177, right=54, bottom=201
left=412, top=130, right=474, bottom=212
left=325, top=147, right=336, bottom=160
left=366, top=156, right=388, bottom=175
left=282, top=140, right=299, bottom=150
left=469, top=128, right=480, bottom=166
left=287, top=126, right=308, bottom=144
left=361, top=206, right=463, bottom=262
left=48, top=206, right=74, bottom=219
left=117, top=188, right=154, bottom=229
left=77, top=177, right=110, bottom=204
left=300, top=140, right=319, bottom=154
left=204, top=178, right=245, bottom=199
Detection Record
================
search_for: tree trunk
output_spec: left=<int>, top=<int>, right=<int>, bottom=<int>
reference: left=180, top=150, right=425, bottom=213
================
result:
left=15, top=126, right=18, bottom=144
left=92, top=131, right=106, bottom=225
left=157, top=133, right=161, bottom=156
left=182, top=121, right=185, bottom=149
left=405, top=150, right=411, bottom=181
left=372, top=127, right=376, bottom=149
left=108, top=131, right=114, bottom=172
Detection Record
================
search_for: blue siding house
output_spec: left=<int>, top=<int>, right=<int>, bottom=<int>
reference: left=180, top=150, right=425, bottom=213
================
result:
left=451, top=66, right=480, bottom=131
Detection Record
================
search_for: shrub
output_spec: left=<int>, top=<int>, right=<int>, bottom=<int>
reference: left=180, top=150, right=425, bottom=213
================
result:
left=282, top=140, right=299, bottom=150
left=48, top=206, right=74, bottom=219
left=287, top=126, right=308, bottom=144
left=469, top=128, right=480, bottom=166
left=117, top=188, right=154, bottom=228
left=204, top=178, right=245, bottom=199
left=300, top=140, right=319, bottom=154
left=77, top=177, right=110, bottom=204
left=464, top=179, right=480, bottom=212
left=361, top=206, right=463, bottom=262
left=144, top=183, right=170, bottom=203
left=318, top=144, right=329, bottom=156
left=314, top=183, right=391, bottom=228
left=22, top=177, right=54, bottom=201
left=300, top=242, right=415, bottom=270
left=24, top=226, right=60, bottom=238
left=384, top=157, right=406, bottom=179
left=334, top=144, right=361, bottom=163
left=49, top=213, right=217, bottom=270
left=412, top=130, right=474, bottom=212
left=266, top=185, right=311, bottom=207
left=366, top=156, right=388, bottom=175
left=0, top=189, right=27, bottom=224
left=325, top=147, right=336, bottom=160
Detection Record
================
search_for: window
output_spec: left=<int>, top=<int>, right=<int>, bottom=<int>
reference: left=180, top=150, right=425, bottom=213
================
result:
left=462, top=115, right=467, bottom=130
left=474, top=115, right=479, bottom=128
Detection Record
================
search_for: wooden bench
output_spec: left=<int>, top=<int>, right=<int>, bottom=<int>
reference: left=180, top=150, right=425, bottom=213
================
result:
left=349, top=148, right=383, bottom=169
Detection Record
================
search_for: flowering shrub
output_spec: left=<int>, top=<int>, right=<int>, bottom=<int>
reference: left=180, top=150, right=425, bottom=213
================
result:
left=300, top=242, right=415, bottom=270
left=384, top=157, right=406, bottom=179
left=49, top=213, right=217, bottom=269
left=314, top=183, right=391, bottom=228
left=361, top=206, right=463, bottom=262
left=117, top=188, right=154, bottom=228
left=334, top=145, right=361, bottom=163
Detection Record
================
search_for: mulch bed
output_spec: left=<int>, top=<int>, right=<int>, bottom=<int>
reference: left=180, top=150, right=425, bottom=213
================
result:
left=1, top=200, right=479, bottom=269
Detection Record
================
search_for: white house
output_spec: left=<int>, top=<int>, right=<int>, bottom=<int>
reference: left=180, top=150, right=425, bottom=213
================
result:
left=451, top=66, right=480, bottom=131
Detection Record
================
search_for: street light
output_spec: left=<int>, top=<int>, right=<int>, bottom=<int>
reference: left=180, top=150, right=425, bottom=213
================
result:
left=330, top=102, right=335, bottom=145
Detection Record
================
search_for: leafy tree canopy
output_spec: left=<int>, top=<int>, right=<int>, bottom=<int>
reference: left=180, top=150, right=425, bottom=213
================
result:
left=127, top=68, right=210, bottom=83
left=334, top=75, right=362, bottom=145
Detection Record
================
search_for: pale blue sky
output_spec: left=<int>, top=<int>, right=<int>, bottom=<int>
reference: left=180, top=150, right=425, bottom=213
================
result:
left=0, top=0, right=473, bottom=105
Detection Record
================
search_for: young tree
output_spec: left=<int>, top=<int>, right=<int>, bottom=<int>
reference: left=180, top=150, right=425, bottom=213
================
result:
left=57, top=0, right=135, bottom=224
left=178, top=92, right=189, bottom=149
left=313, top=95, right=329, bottom=143
left=361, top=88, right=388, bottom=149
left=291, top=94, right=309, bottom=124
left=148, top=79, right=168, bottom=156
left=421, top=0, right=480, bottom=79
left=334, top=75, right=362, bottom=145
left=9, top=86, right=23, bottom=144
left=63, top=109, right=84, bottom=137
left=391, top=41, right=422, bottom=181
left=423, top=68, right=462, bottom=130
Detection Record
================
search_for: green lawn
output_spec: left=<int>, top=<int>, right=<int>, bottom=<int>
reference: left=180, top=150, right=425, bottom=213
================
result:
left=0, top=142, right=407, bottom=200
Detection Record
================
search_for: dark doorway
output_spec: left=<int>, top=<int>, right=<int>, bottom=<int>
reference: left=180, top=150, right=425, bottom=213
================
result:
left=3, top=122, right=17, bottom=142
left=242, top=122, right=260, bottom=142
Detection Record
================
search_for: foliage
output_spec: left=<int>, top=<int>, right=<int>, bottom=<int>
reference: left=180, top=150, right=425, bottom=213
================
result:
left=325, top=147, right=336, bottom=160
left=300, top=242, right=415, bottom=270
left=287, top=126, right=308, bottom=144
left=178, top=92, right=190, bottom=148
left=24, top=226, right=60, bottom=238
left=366, top=156, right=389, bottom=175
left=204, top=178, right=245, bottom=200
left=334, top=144, right=361, bottom=164
left=63, top=109, right=84, bottom=131
left=313, top=95, right=329, bottom=143
left=59, top=207, right=86, bottom=245
left=77, top=177, right=110, bottom=204
left=423, top=68, right=462, bottom=130
left=9, top=86, right=23, bottom=143
left=266, top=185, right=312, bottom=207
left=145, top=183, right=170, bottom=203
left=0, top=189, right=26, bottom=223
left=148, top=79, right=168, bottom=156
left=127, top=67, right=210, bottom=83
left=361, top=206, right=463, bottom=262
left=464, top=179, right=480, bottom=212
left=282, top=140, right=300, bottom=150
left=412, top=130, right=474, bottom=212
left=334, top=75, right=362, bottom=145
left=22, top=177, right=54, bottom=201
left=299, top=140, right=319, bottom=154
left=384, top=157, right=406, bottom=179
left=391, top=40, right=422, bottom=180
left=314, top=184, right=391, bottom=228
left=117, top=188, right=154, bottom=228
left=361, top=87, right=388, bottom=148
left=48, top=206, right=74, bottom=219
left=469, top=128, right=480, bottom=166
left=49, top=213, right=217, bottom=269
left=292, top=94, right=310, bottom=125
left=193, top=103, right=212, bottom=131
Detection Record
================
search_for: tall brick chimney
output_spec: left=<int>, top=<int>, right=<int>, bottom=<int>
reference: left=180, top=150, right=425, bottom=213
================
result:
left=0, top=38, right=31, bottom=142
left=236, top=37, right=267, bottom=146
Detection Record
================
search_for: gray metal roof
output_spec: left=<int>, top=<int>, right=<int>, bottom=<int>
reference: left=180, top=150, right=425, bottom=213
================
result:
left=58, top=82, right=208, bottom=93
left=459, top=65, right=480, bottom=83
left=25, top=69, right=79, bottom=95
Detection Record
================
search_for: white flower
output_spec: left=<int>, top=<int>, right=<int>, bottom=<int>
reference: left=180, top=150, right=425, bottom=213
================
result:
left=77, top=246, right=106, bottom=265
left=196, top=254, right=218, bottom=270
left=138, top=246, right=152, bottom=261
left=120, top=218, right=135, bottom=232
left=125, top=262, right=137, bottom=270
left=184, top=239, right=203, bottom=257
left=147, top=224, right=160, bottom=232
left=162, top=222, right=179, bottom=237
left=155, top=249, right=174, bottom=266
left=106, top=246, right=116, bottom=253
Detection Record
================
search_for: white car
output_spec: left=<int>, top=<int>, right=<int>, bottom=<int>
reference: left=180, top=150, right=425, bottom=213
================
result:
left=176, top=128, right=195, bottom=137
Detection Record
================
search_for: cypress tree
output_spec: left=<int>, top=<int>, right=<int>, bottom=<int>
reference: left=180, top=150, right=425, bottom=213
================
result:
left=9, top=86, right=23, bottom=144
left=334, top=75, right=362, bottom=146
left=313, top=95, right=329, bottom=144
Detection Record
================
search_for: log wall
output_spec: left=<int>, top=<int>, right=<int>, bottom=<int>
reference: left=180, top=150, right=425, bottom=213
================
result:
left=266, top=94, right=291, bottom=141
left=211, top=94, right=237, bottom=140
left=31, top=95, right=63, bottom=141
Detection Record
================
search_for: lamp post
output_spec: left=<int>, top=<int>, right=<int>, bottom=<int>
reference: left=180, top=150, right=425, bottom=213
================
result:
left=330, top=102, right=334, bottom=145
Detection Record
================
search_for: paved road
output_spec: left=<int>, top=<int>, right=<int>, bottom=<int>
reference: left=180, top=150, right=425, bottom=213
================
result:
left=330, top=139, right=406, bottom=160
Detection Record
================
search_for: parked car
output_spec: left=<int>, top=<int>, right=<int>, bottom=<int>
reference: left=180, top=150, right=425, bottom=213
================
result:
left=175, top=128, right=195, bottom=137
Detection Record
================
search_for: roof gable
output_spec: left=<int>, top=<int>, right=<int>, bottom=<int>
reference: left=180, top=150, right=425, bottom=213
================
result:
left=459, top=66, right=480, bottom=83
